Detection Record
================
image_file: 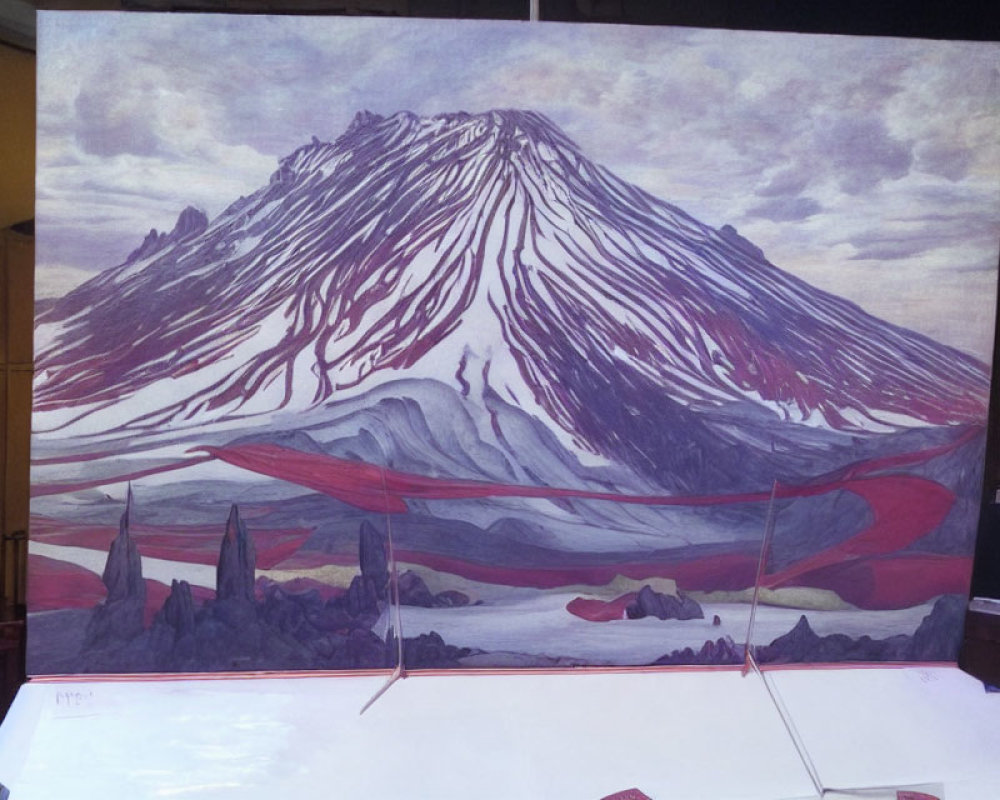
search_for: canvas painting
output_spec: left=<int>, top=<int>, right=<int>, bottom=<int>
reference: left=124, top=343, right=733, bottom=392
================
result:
left=29, top=12, right=1000, bottom=674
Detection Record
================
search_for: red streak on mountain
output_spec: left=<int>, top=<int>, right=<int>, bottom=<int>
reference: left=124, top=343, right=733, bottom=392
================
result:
left=762, top=475, right=954, bottom=589
left=28, top=429, right=975, bottom=615
left=196, top=443, right=784, bottom=511
left=787, top=554, right=972, bottom=609
left=28, top=554, right=106, bottom=610
left=194, top=437, right=971, bottom=609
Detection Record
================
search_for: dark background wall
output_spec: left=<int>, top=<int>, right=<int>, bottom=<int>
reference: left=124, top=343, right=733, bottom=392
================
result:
left=3, top=0, right=997, bottom=40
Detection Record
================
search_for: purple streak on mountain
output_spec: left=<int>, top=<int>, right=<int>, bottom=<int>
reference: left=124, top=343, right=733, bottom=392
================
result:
left=34, top=110, right=988, bottom=490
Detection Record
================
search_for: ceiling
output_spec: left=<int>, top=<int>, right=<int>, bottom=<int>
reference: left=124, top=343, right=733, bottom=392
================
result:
left=3, top=0, right=999, bottom=51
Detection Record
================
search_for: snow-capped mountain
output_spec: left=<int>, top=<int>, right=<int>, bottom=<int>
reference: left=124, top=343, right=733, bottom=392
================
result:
left=34, top=110, right=989, bottom=490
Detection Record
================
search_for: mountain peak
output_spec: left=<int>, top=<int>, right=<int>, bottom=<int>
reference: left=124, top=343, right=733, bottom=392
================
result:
left=267, top=109, right=583, bottom=197
left=335, top=108, right=579, bottom=160
left=35, top=108, right=989, bottom=465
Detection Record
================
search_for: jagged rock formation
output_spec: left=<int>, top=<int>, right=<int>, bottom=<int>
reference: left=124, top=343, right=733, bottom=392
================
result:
left=77, top=503, right=476, bottom=673
left=646, top=595, right=967, bottom=667
left=907, top=594, right=966, bottom=660
left=66, top=487, right=970, bottom=673
left=217, top=504, right=256, bottom=603
left=397, top=570, right=436, bottom=607
left=434, top=589, right=472, bottom=608
left=157, top=579, right=196, bottom=636
left=125, top=206, right=208, bottom=263
left=147, top=580, right=197, bottom=668
left=83, top=486, right=145, bottom=651
left=757, top=595, right=966, bottom=663
left=626, top=585, right=704, bottom=621
left=359, top=519, right=389, bottom=593
left=345, top=520, right=391, bottom=620
left=653, top=636, right=742, bottom=666
left=758, top=615, right=909, bottom=662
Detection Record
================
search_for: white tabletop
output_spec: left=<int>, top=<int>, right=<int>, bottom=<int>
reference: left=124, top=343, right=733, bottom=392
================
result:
left=0, top=666, right=995, bottom=800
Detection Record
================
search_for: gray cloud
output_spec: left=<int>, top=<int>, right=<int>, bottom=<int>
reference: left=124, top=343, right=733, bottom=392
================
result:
left=817, top=116, right=913, bottom=195
left=747, top=196, right=823, bottom=222
left=844, top=185, right=1000, bottom=263
left=74, top=84, right=161, bottom=157
left=78, top=178, right=176, bottom=201
left=848, top=237, right=941, bottom=261
left=754, top=166, right=812, bottom=198
left=915, top=140, right=974, bottom=182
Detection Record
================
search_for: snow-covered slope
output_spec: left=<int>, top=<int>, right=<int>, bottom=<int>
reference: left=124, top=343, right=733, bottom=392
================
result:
left=34, top=110, right=989, bottom=487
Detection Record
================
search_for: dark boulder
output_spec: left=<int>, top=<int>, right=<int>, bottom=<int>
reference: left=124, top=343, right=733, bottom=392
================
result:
left=434, top=590, right=470, bottom=608
left=403, top=631, right=478, bottom=669
left=626, top=585, right=704, bottom=621
left=397, top=570, right=437, bottom=607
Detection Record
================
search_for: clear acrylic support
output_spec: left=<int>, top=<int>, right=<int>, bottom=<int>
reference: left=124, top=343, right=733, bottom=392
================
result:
left=743, top=479, right=779, bottom=675
left=820, top=787, right=945, bottom=799
left=743, top=482, right=946, bottom=800
left=359, top=465, right=406, bottom=715
left=741, top=481, right=824, bottom=797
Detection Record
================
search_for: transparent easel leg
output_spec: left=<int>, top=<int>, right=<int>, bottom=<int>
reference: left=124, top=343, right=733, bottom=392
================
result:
left=743, top=479, right=779, bottom=675
left=741, top=481, right=823, bottom=797
left=819, top=785, right=945, bottom=798
left=747, top=651, right=944, bottom=800
left=746, top=647, right=826, bottom=797
left=359, top=465, right=406, bottom=715
left=741, top=481, right=946, bottom=799
left=752, top=647, right=945, bottom=799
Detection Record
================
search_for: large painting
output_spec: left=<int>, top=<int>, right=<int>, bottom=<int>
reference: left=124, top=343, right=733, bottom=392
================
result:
left=30, top=12, right=1000, bottom=674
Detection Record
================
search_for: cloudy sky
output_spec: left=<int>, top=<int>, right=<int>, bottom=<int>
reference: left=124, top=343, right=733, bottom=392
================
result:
left=37, top=13, right=1000, bottom=359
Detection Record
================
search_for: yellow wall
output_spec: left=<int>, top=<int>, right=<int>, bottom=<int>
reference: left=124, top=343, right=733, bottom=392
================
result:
left=0, top=43, right=35, bottom=229
left=1, top=227, right=32, bottom=608
left=0, top=41, right=34, bottom=610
